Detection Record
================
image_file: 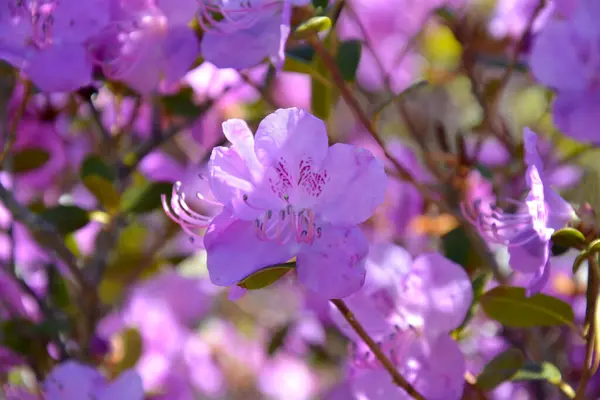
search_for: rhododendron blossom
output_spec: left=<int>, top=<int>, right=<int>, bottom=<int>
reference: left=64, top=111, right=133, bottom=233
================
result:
left=332, top=246, right=473, bottom=399
left=198, top=0, right=310, bottom=70
left=202, top=107, right=386, bottom=298
left=463, top=129, right=576, bottom=295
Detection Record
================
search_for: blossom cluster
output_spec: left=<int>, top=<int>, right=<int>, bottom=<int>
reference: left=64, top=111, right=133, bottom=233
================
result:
left=0, top=0, right=599, bottom=399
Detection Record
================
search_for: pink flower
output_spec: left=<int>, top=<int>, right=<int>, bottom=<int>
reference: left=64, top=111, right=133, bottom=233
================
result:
left=331, top=246, right=472, bottom=399
left=201, top=108, right=386, bottom=299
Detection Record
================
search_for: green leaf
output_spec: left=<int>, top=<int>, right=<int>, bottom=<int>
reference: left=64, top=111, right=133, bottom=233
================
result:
left=551, top=227, right=586, bottom=249
left=572, top=251, right=589, bottom=274
left=282, top=57, right=331, bottom=87
left=84, top=175, right=121, bottom=211
left=293, top=16, right=332, bottom=39
left=47, top=267, right=72, bottom=311
left=112, top=328, right=143, bottom=377
left=480, top=286, right=575, bottom=328
left=267, top=324, right=291, bottom=356
left=310, top=37, right=333, bottom=121
left=238, top=262, right=296, bottom=290
left=442, top=226, right=482, bottom=270
left=335, top=40, right=362, bottom=82
left=455, top=272, right=491, bottom=334
left=476, top=348, right=525, bottom=390
left=40, top=205, right=90, bottom=235
left=312, top=0, right=328, bottom=9
left=12, top=148, right=50, bottom=173
left=286, top=44, right=315, bottom=63
left=161, top=87, right=199, bottom=118
left=81, top=156, right=120, bottom=210
left=121, top=180, right=173, bottom=214
left=512, top=362, right=562, bottom=384
left=81, top=155, right=116, bottom=182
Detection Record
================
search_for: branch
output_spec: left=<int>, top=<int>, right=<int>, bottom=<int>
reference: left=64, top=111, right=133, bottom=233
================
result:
left=331, top=299, right=426, bottom=400
left=575, top=256, right=600, bottom=399
left=0, top=182, right=90, bottom=294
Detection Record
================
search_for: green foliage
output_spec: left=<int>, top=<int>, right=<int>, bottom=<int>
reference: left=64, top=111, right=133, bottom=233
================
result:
left=161, top=87, right=200, bottom=118
left=39, top=205, right=90, bottom=235
left=512, top=362, right=562, bottom=384
left=111, top=328, right=143, bottom=377
left=12, top=148, right=50, bottom=173
left=335, top=40, right=362, bottom=82
left=238, top=262, right=296, bottom=290
left=476, top=348, right=525, bottom=390
left=480, top=286, right=575, bottom=328
left=121, top=179, right=173, bottom=214
left=294, top=17, right=332, bottom=39
left=81, top=155, right=120, bottom=211
left=551, top=227, right=586, bottom=249
left=267, top=324, right=291, bottom=356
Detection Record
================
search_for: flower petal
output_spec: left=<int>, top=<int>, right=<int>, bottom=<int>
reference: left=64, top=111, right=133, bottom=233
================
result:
left=525, top=257, right=552, bottom=296
left=253, top=108, right=330, bottom=207
left=315, top=143, right=387, bottom=226
left=25, top=44, right=92, bottom=92
left=553, top=91, right=600, bottom=145
left=97, top=369, right=144, bottom=400
left=208, top=146, right=260, bottom=218
left=523, top=128, right=546, bottom=177
left=222, top=119, right=263, bottom=181
left=204, top=210, right=296, bottom=286
left=200, top=13, right=282, bottom=70
left=43, top=361, right=105, bottom=399
left=351, top=334, right=465, bottom=400
left=529, top=20, right=589, bottom=91
left=508, top=234, right=549, bottom=274
left=162, top=26, right=199, bottom=86
left=297, top=225, right=368, bottom=299
left=398, top=253, right=473, bottom=334
left=254, top=108, right=328, bottom=168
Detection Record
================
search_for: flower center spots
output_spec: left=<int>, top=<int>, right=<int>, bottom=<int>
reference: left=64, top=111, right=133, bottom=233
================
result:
left=298, top=159, right=327, bottom=197
left=244, top=194, right=322, bottom=245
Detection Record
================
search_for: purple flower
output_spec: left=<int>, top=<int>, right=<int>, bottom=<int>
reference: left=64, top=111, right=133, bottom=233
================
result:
left=464, top=129, right=576, bottom=295
left=331, top=246, right=472, bottom=400
left=91, top=0, right=199, bottom=94
left=199, top=108, right=386, bottom=299
left=97, top=272, right=223, bottom=397
left=198, top=0, right=309, bottom=70
left=42, top=361, right=143, bottom=400
left=0, top=0, right=110, bottom=92
left=529, top=0, right=600, bottom=144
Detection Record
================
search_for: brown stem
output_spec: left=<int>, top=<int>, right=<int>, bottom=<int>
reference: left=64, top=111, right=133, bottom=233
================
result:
left=307, top=36, right=430, bottom=196
left=575, top=256, right=600, bottom=399
left=331, top=299, right=426, bottom=400
left=308, top=35, right=507, bottom=283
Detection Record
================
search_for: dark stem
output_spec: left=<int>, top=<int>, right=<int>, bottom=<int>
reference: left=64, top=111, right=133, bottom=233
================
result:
left=575, top=255, right=600, bottom=399
left=331, top=299, right=426, bottom=400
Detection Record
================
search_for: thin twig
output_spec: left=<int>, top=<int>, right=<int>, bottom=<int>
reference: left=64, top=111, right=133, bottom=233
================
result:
left=85, top=96, right=112, bottom=143
left=309, top=35, right=507, bottom=283
left=331, top=299, right=426, bottom=400
left=117, top=94, right=222, bottom=181
left=575, top=256, right=600, bottom=399
left=0, top=182, right=89, bottom=293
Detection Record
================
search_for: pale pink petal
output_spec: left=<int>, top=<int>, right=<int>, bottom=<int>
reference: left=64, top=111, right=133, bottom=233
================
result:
left=204, top=210, right=296, bottom=286
left=254, top=108, right=328, bottom=169
left=398, top=253, right=473, bottom=335
left=297, top=225, right=368, bottom=299
left=97, top=369, right=144, bottom=400
left=315, top=143, right=387, bottom=226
